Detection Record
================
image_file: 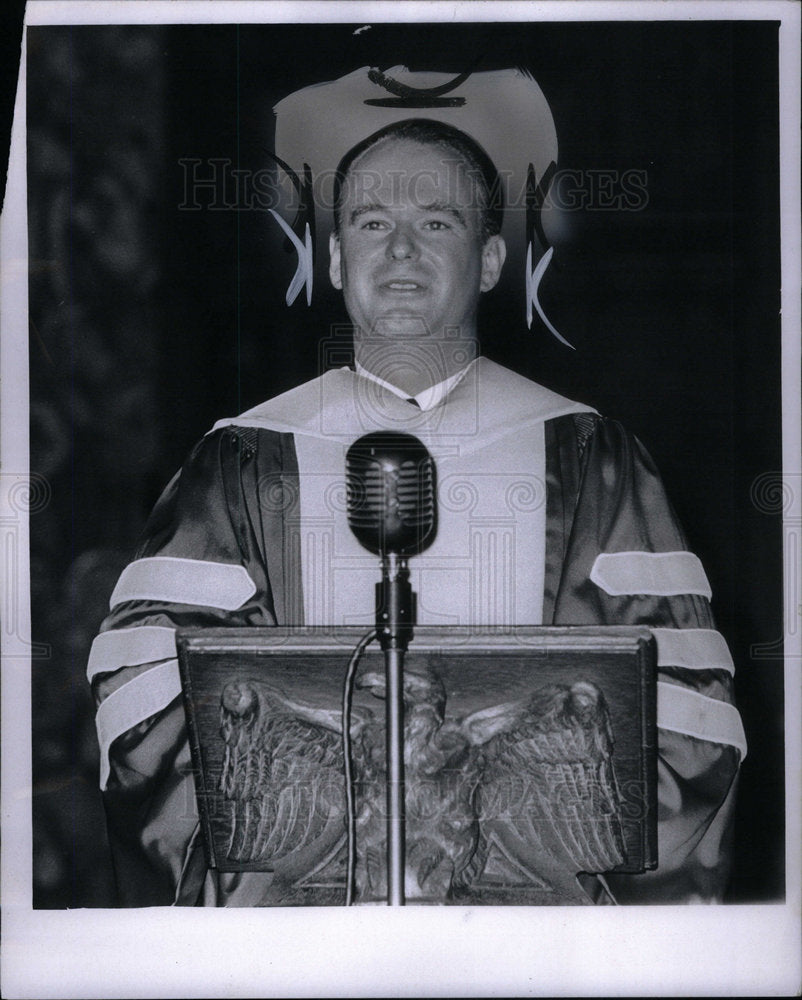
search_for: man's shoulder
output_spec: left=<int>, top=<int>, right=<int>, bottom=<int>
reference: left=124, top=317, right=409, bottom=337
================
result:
left=473, top=358, right=596, bottom=421
left=208, top=370, right=344, bottom=438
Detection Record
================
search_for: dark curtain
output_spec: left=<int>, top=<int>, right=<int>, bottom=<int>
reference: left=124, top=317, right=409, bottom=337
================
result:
left=28, top=25, right=166, bottom=906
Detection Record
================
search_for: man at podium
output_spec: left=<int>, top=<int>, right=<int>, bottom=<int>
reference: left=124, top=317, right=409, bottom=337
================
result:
left=87, top=67, right=745, bottom=906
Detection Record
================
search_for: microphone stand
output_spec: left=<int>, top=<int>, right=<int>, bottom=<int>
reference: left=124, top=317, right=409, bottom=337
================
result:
left=376, top=551, right=414, bottom=906
left=345, top=429, right=434, bottom=906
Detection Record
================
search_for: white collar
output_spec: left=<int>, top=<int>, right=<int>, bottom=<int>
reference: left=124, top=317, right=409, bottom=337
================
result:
left=354, top=358, right=477, bottom=411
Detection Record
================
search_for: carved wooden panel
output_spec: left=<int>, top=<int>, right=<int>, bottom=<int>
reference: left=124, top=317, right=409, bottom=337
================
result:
left=178, top=626, right=656, bottom=905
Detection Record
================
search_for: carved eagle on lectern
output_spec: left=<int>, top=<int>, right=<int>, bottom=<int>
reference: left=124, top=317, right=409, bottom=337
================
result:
left=217, top=668, right=626, bottom=903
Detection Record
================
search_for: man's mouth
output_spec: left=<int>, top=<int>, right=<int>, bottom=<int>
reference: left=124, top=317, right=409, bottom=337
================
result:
left=382, top=279, right=426, bottom=292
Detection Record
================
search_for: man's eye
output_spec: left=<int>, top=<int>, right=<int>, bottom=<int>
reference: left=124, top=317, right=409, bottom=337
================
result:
left=424, top=219, right=451, bottom=231
left=361, top=219, right=388, bottom=231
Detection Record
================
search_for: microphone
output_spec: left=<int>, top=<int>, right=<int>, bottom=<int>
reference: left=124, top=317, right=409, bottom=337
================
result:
left=345, top=431, right=437, bottom=907
left=345, top=431, right=436, bottom=559
left=346, top=431, right=436, bottom=650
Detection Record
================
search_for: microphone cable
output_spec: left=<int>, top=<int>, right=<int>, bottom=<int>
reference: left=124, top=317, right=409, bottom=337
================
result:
left=341, top=627, right=377, bottom=906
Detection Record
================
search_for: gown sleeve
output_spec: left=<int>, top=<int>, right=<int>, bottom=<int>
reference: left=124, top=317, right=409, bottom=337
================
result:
left=544, top=413, right=744, bottom=902
left=86, top=426, right=300, bottom=905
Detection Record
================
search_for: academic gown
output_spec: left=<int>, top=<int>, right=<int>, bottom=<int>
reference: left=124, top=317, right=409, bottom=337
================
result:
left=87, top=358, right=744, bottom=906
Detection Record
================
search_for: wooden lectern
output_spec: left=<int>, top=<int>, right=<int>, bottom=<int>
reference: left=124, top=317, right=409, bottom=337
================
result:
left=178, top=626, right=657, bottom=905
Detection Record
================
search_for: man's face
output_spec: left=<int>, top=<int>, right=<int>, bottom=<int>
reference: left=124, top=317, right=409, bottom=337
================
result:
left=329, top=138, right=505, bottom=348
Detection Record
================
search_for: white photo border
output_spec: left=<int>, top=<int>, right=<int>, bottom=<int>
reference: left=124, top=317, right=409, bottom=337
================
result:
left=3, top=2, right=800, bottom=997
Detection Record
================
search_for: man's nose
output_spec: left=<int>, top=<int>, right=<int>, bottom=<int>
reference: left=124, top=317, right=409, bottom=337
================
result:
left=387, top=224, right=418, bottom=260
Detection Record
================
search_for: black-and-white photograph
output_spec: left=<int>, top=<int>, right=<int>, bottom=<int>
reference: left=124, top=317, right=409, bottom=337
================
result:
left=2, top=1, right=800, bottom=996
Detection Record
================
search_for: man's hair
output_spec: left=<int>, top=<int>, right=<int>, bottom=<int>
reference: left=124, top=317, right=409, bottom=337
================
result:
left=332, top=118, right=505, bottom=242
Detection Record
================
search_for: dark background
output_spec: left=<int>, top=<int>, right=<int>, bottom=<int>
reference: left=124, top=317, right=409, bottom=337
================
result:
left=26, top=21, right=784, bottom=906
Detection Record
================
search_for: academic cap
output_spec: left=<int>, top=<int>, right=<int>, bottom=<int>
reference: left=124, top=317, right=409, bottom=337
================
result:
left=273, top=66, right=557, bottom=231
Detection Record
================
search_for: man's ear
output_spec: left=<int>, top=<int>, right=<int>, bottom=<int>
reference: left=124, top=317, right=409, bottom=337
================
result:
left=329, top=232, right=343, bottom=290
left=479, top=234, right=506, bottom=292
